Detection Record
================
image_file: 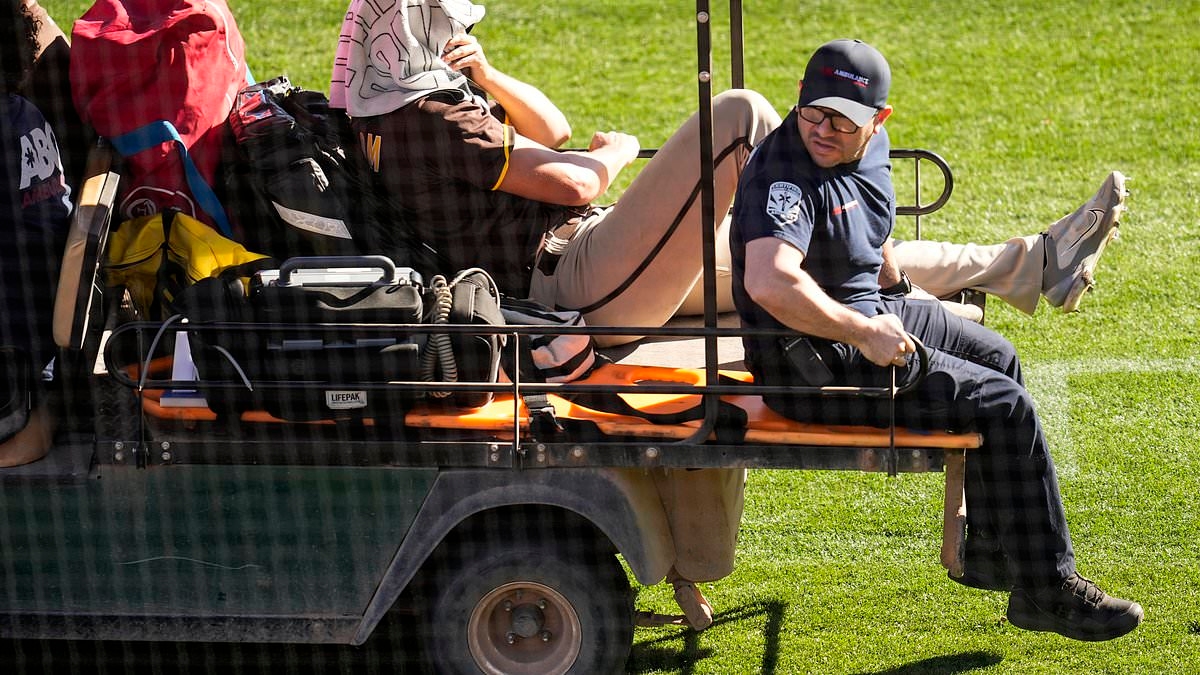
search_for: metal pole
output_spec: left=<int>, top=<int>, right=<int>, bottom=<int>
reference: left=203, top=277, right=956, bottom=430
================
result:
left=730, top=0, right=744, bottom=89
left=681, top=0, right=720, bottom=444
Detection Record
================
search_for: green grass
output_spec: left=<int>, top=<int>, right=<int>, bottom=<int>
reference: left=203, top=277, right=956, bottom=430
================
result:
left=42, top=0, right=1200, bottom=672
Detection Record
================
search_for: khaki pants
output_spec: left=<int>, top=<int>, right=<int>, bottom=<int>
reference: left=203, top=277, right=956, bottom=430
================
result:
left=893, top=235, right=1045, bottom=315
left=0, top=407, right=53, bottom=468
left=599, top=466, right=747, bottom=584
left=650, top=467, right=747, bottom=582
left=529, top=89, right=781, bottom=347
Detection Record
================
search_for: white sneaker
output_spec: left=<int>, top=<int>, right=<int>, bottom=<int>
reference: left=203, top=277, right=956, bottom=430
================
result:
left=1042, top=172, right=1127, bottom=312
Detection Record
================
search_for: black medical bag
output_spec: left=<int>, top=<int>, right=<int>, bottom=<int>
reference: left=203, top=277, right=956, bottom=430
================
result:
left=180, top=255, right=426, bottom=422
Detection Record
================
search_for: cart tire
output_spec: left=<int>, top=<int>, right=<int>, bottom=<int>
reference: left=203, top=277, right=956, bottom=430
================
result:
left=422, top=526, right=633, bottom=674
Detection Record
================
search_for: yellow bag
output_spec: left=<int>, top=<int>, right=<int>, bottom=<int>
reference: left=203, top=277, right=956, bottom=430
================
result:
left=105, top=209, right=272, bottom=317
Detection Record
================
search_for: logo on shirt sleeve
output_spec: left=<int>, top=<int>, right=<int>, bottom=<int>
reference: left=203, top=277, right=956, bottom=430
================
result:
left=766, top=181, right=803, bottom=226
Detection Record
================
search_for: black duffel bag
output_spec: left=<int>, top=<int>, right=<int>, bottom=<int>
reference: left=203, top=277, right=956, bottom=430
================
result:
left=176, top=256, right=502, bottom=422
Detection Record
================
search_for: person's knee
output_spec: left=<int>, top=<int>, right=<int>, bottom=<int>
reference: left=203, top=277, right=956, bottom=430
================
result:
left=991, top=332, right=1022, bottom=377
left=712, top=89, right=780, bottom=138
left=713, top=88, right=769, bottom=109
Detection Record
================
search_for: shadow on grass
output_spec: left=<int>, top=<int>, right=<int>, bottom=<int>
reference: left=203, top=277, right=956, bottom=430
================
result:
left=852, top=651, right=1003, bottom=675
left=626, top=600, right=1002, bottom=675
left=627, top=599, right=786, bottom=674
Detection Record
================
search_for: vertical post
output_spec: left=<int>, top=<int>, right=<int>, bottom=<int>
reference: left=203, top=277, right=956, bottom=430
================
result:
left=941, top=449, right=968, bottom=577
left=730, top=0, right=744, bottom=89
left=696, top=0, right=720, bottom=428
left=914, top=158, right=924, bottom=240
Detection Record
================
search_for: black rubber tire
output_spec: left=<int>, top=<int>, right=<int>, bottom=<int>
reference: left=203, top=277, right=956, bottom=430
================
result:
left=421, top=525, right=633, bottom=675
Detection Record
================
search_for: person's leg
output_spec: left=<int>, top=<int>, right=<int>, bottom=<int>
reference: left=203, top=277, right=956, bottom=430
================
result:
left=894, top=171, right=1127, bottom=316
left=676, top=213, right=735, bottom=316
left=653, top=467, right=746, bottom=630
left=677, top=227, right=1043, bottom=319
left=764, top=300, right=1072, bottom=587
left=762, top=300, right=1140, bottom=639
left=651, top=468, right=747, bottom=583
left=528, top=89, right=780, bottom=346
left=894, top=236, right=1044, bottom=315
left=885, top=297, right=1023, bottom=383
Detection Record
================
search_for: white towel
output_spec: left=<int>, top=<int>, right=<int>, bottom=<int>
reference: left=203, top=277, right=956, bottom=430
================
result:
left=330, top=0, right=486, bottom=117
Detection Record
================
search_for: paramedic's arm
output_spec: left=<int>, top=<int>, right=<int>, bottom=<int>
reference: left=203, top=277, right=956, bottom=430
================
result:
left=497, top=131, right=639, bottom=206
left=743, top=237, right=913, bottom=367
left=443, top=34, right=571, bottom=148
left=878, top=238, right=903, bottom=289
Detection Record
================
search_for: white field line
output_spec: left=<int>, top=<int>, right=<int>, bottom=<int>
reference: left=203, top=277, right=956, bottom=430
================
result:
left=1022, top=356, right=1200, bottom=478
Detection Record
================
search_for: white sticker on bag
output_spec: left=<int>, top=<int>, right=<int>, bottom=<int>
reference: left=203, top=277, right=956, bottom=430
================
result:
left=326, top=390, right=368, bottom=409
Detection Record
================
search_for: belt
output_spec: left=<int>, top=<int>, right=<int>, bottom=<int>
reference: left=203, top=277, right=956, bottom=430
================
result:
left=535, top=207, right=605, bottom=276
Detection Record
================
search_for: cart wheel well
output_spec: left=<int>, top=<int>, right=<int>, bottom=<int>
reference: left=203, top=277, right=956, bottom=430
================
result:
left=402, top=504, right=623, bottom=609
left=434, top=504, right=619, bottom=560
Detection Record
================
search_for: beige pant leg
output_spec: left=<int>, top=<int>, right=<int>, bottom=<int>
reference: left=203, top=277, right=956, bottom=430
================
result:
left=652, top=468, right=747, bottom=583
left=676, top=215, right=735, bottom=316
left=893, top=235, right=1046, bottom=315
left=529, top=90, right=781, bottom=346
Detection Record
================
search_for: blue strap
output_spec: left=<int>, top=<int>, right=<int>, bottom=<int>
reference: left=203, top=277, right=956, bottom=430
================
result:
left=110, top=120, right=233, bottom=237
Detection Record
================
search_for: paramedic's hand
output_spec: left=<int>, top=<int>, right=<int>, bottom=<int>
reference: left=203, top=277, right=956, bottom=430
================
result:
left=443, top=33, right=490, bottom=80
left=588, top=131, right=640, bottom=167
left=859, top=313, right=915, bottom=368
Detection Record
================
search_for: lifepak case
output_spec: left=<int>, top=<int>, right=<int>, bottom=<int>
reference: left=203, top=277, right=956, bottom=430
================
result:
left=192, top=256, right=426, bottom=422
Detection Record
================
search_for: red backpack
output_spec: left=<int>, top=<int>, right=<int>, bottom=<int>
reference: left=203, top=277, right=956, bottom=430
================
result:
left=70, top=0, right=250, bottom=236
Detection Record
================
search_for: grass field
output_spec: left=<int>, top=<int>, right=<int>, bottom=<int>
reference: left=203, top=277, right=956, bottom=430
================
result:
left=41, top=0, right=1200, bottom=672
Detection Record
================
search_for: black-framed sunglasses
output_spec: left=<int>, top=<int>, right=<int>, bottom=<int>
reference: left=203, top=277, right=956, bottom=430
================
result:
left=798, top=106, right=872, bottom=134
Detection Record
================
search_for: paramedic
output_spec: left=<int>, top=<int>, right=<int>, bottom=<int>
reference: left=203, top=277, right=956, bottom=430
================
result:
left=730, top=38, right=1142, bottom=642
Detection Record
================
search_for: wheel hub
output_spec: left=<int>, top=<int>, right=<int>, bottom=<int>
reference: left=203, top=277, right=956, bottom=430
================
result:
left=467, top=581, right=582, bottom=675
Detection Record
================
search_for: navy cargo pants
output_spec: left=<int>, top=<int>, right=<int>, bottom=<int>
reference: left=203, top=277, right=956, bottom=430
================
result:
left=757, top=297, right=1075, bottom=589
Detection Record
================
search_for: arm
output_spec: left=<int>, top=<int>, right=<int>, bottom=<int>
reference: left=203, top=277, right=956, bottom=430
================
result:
left=743, top=237, right=913, bottom=367
left=443, top=34, right=571, bottom=148
left=443, top=33, right=637, bottom=205
left=878, top=238, right=903, bottom=289
left=497, top=130, right=639, bottom=206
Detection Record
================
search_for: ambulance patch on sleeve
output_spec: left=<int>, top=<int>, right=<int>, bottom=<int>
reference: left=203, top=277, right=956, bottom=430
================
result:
left=766, top=181, right=803, bottom=226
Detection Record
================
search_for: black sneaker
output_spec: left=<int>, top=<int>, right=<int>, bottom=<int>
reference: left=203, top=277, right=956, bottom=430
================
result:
left=1007, top=573, right=1143, bottom=641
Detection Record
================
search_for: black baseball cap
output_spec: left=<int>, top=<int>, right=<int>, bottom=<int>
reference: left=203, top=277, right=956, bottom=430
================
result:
left=798, top=39, right=891, bottom=127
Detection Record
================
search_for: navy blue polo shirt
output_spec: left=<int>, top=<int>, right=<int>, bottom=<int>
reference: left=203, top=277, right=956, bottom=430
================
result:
left=730, top=109, right=894, bottom=369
